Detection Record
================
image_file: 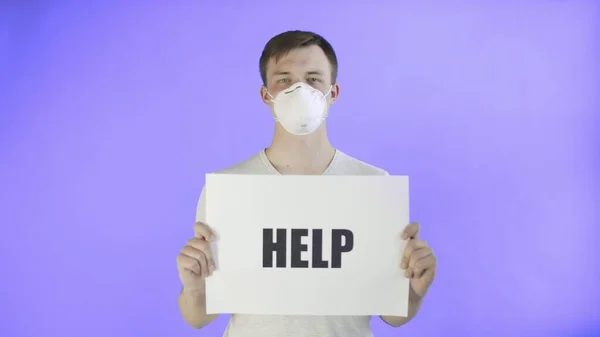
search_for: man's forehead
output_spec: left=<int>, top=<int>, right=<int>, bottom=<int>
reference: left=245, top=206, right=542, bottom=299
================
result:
left=268, top=46, right=330, bottom=74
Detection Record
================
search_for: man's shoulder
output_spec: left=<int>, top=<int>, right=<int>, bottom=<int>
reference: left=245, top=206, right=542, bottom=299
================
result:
left=208, top=149, right=389, bottom=176
left=332, top=150, right=389, bottom=176
left=213, top=151, right=271, bottom=175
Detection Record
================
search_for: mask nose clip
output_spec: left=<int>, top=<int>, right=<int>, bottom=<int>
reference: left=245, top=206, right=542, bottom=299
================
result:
left=284, top=84, right=302, bottom=95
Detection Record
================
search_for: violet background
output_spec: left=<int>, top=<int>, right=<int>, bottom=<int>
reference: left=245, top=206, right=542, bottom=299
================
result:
left=1, top=2, right=598, bottom=336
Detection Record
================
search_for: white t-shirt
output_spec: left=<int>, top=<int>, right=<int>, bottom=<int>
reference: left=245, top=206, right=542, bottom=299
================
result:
left=195, top=149, right=389, bottom=337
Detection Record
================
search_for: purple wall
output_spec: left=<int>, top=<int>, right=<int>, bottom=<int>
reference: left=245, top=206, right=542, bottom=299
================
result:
left=1, top=2, right=598, bottom=336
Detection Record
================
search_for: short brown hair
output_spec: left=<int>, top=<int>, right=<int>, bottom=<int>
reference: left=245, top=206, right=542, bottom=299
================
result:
left=259, top=30, right=338, bottom=85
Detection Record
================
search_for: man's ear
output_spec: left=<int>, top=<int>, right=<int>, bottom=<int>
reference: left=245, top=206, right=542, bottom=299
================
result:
left=330, top=83, right=340, bottom=104
left=260, top=85, right=271, bottom=106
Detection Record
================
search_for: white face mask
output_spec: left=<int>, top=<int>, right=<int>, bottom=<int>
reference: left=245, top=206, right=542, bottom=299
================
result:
left=267, top=82, right=332, bottom=136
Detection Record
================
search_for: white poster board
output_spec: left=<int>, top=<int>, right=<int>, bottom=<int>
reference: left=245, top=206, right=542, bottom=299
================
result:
left=205, top=174, right=410, bottom=316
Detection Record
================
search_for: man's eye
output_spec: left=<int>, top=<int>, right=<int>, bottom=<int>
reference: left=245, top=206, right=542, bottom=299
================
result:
left=308, top=77, right=320, bottom=82
left=277, top=78, right=289, bottom=83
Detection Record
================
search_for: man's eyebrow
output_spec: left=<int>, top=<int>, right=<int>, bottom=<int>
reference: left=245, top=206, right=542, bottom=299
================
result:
left=272, top=70, right=324, bottom=76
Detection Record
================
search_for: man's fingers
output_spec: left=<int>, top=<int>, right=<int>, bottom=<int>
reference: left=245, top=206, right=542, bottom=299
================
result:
left=409, top=247, right=433, bottom=268
left=177, top=223, right=217, bottom=281
left=401, top=239, right=428, bottom=269
left=194, top=222, right=215, bottom=241
left=187, top=238, right=215, bottom=273
left=187, top=238, right=214, bottom=264
left=407, top=247, right=435, bottom=277
left=407, top=257, right=437, bottom=280
left=401, top=222, right=420, bottom=240
left=177, top=253, right=202, bottom=275
left=413, top=254, right=436, bottom=277
left=180, top=245, right=209, bottom=277
left=421, top=267, right=436, bottom=281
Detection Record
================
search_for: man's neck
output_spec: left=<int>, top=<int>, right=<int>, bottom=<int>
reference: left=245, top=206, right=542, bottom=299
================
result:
left=265, top=124, right=335, bottom=175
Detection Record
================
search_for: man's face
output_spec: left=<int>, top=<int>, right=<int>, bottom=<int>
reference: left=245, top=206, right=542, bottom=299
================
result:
left=260, top=45, right=340, bottom=106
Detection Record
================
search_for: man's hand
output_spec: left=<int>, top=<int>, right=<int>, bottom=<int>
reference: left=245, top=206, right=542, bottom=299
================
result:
left=177, top=222, right=216, bottom=291
left=177, top=222, right=219, bottom=329
left=401, top=222, right=436, bottom=298
left=380, top=222, right=437, bottom=327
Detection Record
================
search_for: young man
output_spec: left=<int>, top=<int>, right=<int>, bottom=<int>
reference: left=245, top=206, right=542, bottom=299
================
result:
left=176, top=30, right=437, bottom=337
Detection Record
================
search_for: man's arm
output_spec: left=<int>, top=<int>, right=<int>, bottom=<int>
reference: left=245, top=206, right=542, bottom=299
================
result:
left=178, top=187, right=218, bottom=328
left=178, top=284, right=218, bottom=329
left=382, top=222, right=436, bottom=327
left=380, top=292, right=423, bottom=327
